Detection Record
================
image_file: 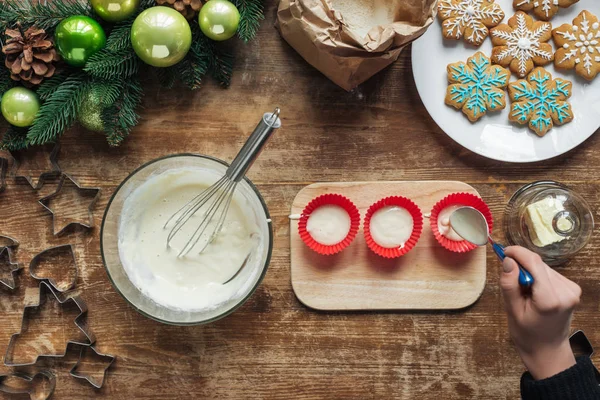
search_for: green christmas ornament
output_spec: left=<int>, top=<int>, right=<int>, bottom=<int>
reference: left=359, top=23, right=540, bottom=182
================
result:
left=131, top=6, right=192, bottom=68
left=55, top=15, right=107, bottom=67
left=78, top=90, right=105, bottom=132
left=1, top=87, right=41, bottom=128
left=199, top=0, right=240, bottom=41
left=91, top=0, right=140, bottom=22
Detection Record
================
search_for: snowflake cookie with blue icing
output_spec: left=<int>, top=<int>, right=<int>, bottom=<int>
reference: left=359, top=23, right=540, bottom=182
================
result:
left=508, top=67, right=574, bottom=136
left=552, top=10, right=600, bottom=81
left=438, top=0, right=505, bottom=46
left=445, top=51, right=511, bottom=122
left=513, top=0, right=579, bottom=22
left=491, top=11, right=554, bottom=78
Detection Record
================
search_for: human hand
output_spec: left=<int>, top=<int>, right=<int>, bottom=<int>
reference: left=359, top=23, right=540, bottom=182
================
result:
left=501, top=246, right=581, bottom=380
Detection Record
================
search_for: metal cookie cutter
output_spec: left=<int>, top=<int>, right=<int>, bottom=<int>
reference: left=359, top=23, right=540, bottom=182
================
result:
left=10, top=143, right=61, bottom=190
left=0, top=237, right=22, bottom=290
left=569, top=330, right=600, bottom=382
left=38, top=173, right=101, bottom=236
left=70, top=345, right=116, bottom=389
left=4, top=281, right=96, bottom=367
left=0, top=370, right=56, bottom=400
left=30, top=244, right=78, bottom=293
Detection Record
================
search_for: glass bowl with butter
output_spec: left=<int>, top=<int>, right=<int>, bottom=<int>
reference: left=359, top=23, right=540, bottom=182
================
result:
left=504, top=181, right=594, bottom=266
left=101, top=154, right=273, bottom=325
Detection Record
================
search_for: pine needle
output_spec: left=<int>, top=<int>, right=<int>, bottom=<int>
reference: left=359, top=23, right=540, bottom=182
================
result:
left=36, top=74, right=69, bottom=100
left=0, top=126, right=29, bottom=151
left=0, top=0, right=92, bottom=32
left=102, top=77, right=143, bottom=146
left=154, top=67, right=178, bottom=89
left=84, top=48, right=139, bottom=80
left=106, top=19, right=135, bottom=52
left=233, top=0, right=264, bottom=42
left=90, top=79, right=123, bottom=106
left=27, top=72, right=91, bottom=145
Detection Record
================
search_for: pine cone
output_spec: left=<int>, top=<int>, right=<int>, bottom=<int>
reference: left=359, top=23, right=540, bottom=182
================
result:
left=2, top=27, right=60, bottom=86
left=156, top=0, right=203, bottom=20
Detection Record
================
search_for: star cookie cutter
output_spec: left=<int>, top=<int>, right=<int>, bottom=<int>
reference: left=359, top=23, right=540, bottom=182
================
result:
left=10, top=143, right=61, bottom=190
left=0, top=244, right=22, bottom=291
left=0, top=370, right=56, bottom=400
left=569, top=330, right=600, bottom=382
left=38, top=173, right=101, bottom=236
left=4, top=281, right=96, bottom=367
left=30, top=244, right=78, bottom=293
left=70, top=345, right=116, bottom=389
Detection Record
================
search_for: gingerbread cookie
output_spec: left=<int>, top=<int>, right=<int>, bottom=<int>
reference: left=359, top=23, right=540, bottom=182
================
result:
left=438, top=0, right=505, bottom=46
left=446, top=51, right=511, bottom=122
left=491, top=11, right=554, bottom=78
left=513, top=0, right=579, bottom=21
left=553, top=10, right=600, bottom=81
left=508, top=67, right=573, bottom=136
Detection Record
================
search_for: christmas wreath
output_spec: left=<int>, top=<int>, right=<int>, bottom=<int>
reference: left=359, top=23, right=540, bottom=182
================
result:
left=0, top=0, right=264, bottom=150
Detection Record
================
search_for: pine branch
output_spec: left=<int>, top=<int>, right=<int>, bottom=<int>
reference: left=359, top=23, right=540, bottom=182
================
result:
left=154, top=67, right=178, bottom=89
left=0, top=126, right=29, bottom=151
left=0, top=62, right=14, bottom=97
left=84, top=48, right=139, bottom=80
left=90, top=78, right=123, bottom=106
left=233, top=0, right=264, bottom=42
left=0, top=0, right=92, bottom=32
left=27, top=72, right=91, bottom=145
left=36, top=74, right=69, bottom=100
left=190, top=27, right=233, bottom=87
left=103, top=77, right=143, bottom=146
left=176, top=56, right=207, bottom=90
left=106, top=19, right=135, bottom=52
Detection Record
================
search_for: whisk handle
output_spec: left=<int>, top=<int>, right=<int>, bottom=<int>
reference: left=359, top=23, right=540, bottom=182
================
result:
left=227, top=108, right=282, bottom=182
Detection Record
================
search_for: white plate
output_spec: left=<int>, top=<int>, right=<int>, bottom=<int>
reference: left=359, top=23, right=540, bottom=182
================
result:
left=412, top=0, right=600, bottom=163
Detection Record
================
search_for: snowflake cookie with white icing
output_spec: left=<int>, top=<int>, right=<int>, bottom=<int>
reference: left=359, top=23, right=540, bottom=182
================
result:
left=491, top=11, right=554, bottom=78
left=508, top=67, right=573, bottom=136
left=446, top=51, right=511, bottom=122
left=513, top=0, right=579, bottom=21
left=553, top=10, right=600, bottom=81
left=438, top=0, right=505, bottom=46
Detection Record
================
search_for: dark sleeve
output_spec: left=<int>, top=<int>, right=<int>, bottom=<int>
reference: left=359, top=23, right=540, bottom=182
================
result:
left=520, top=356, right=600, bottom=400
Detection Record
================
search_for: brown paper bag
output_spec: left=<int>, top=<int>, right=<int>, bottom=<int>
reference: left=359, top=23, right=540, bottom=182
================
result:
left=276, top=0, right=438, bottom=91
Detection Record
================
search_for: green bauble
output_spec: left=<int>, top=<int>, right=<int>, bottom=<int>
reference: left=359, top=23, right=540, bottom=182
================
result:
left=1, top=87, right=40, bottom=128
left=55, top=16, right=107, bottom=67
left=199, top=0, right=240, bottom=41
left=131, top=7, right=192, bottom=68
left=78, top=90, right=104, bottom=132
left=91, top=0, right=140, bottom=23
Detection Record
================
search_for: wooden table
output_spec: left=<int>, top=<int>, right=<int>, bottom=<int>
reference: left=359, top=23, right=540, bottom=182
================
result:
left=1, top=2, right=599, bottom=398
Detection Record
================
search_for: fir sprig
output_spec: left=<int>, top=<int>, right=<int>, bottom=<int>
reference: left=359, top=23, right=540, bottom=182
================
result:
left=0, top=0, right=92, bottom=32
left=105, top=19, right=136, bottom=52
left=84, top=49, right=139, bottom=80
left=27, top=73, right=91, bottom=145
left=233, top=0, right=264, bottom=42
left=103, top=78, right=143, bottom=146
left=91, top=79, right=123, bottom=106
left=36, top=74, right=69, bottom=100
left=0, top=62, right=14, bottom=97
left=0, top=126, right=28, bottom=151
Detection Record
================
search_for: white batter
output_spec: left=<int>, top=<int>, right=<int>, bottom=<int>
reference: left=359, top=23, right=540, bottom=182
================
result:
left=306, top=205, right=351, bottom=245
left=369, top=206, right=413, bottom=248
left=118, top=168, right=261, bottom=311
left=437, top=205, right=465, bottom=241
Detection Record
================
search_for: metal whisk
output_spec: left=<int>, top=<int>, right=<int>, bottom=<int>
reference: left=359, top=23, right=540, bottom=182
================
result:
left=165, top=108, right=282, bottom=257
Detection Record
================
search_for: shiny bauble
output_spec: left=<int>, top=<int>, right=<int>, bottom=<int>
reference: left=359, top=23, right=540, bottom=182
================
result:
left=131, top=6, right=192, bottom=68
left=1, top=87, right=41, bottom=128
left=55, top=16, right=107, bottom=67
left=91, top=0, right=140, bottom=22
left=78, top=90, right=105, bottom=132
left=198, top=0, right=240, bottom=41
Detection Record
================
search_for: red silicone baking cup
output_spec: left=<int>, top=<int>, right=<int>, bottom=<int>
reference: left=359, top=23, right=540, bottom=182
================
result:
left=430, top=193, right=494, bottom=253
left=298, top=194, right=360, bottom=255
left=363, top=196, right=423, bottom=259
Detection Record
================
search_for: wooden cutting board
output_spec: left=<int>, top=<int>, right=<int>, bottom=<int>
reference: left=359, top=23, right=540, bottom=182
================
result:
left=290, top=181, right=487, bottom=311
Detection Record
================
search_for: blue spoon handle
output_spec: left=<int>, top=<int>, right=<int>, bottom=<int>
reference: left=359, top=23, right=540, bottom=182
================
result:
left=490, top=242, right=534, bottom=288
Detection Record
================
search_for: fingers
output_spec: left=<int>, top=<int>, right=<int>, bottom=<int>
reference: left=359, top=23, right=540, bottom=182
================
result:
left=500, top=256, right=524, bottom=313
left=504, top=246, right=551, bottom=290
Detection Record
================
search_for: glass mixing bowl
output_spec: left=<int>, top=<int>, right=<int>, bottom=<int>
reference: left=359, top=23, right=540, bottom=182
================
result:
left=504, top=181, right=594, bottom=266
left=100, top=154, right=273, bottom=325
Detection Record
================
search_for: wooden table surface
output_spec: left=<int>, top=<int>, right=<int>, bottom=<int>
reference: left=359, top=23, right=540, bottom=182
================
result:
left=1, top=2, right=599, bottom=398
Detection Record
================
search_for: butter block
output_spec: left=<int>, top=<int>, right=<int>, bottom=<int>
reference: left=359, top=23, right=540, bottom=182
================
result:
left=524, top=197, right=567, bottom=247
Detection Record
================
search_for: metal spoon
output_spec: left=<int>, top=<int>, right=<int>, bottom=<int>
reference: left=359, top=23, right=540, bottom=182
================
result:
left=449, top=206, right=534, bottom=288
